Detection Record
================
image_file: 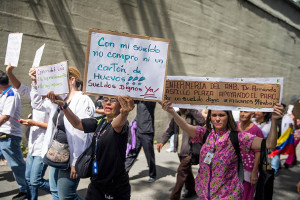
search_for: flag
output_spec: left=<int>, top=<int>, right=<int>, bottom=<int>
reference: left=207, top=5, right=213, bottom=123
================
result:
left=269, top=127, right=295, bottom=157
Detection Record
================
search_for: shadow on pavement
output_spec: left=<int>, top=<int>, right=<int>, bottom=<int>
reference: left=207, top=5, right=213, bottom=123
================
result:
left=273, top=162, right=300, bottom=200
left=0, top=171, right=15, bottom=182
left=130, top=163, right=177, bottom=181
left=0, top=189, right=19, bottom=198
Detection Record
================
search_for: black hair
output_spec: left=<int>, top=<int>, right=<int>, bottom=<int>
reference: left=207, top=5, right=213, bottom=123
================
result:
left=0, top=70, right=9, bottom=85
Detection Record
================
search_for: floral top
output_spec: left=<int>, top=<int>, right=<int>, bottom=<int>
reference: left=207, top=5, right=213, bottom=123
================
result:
left=191, top=126, right=255, bottom=200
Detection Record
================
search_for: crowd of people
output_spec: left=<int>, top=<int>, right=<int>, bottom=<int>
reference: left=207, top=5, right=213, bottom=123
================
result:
left=0, top=62, right=299, bottom=200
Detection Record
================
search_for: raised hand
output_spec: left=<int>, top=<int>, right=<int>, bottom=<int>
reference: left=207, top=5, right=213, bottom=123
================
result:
left=159, top=100, right=175, bottom=114
left=46, top=91, right=65, bottom=107
left=6, top=63, right=15, bottom=73
left=272, top=104, right=285, bottom=120
left=118, top=95, right=135, bottom=116
left=29, top=66, right=37, bottom=82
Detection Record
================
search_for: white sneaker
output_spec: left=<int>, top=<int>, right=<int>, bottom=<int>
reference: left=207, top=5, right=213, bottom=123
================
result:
left=166, top=148, right=174, bottom=153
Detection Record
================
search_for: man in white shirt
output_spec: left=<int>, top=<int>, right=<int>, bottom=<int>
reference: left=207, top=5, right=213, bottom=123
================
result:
left=7, top=64, right=51, bottom=200
left=0, top=69, right=28, bottom=200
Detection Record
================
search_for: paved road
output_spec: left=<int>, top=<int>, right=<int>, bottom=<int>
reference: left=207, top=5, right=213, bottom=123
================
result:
left=0, top=143, right=299, bottom=200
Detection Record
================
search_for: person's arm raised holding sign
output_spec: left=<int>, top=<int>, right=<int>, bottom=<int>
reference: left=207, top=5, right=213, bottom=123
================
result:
left=47, top=92, right=134, bottom=199
left=29, top=66, right=95, bottom=200
left=160, top=100, right=284, bottom=199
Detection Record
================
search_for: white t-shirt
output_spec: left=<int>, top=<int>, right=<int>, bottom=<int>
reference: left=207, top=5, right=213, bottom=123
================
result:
left=17, top=84, right=50, bottom=156
left=0, top=86, right=22, bottom=137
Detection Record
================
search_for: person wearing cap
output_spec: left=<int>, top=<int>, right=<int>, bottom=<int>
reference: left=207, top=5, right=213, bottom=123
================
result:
left=29, top=66, right=95, bottom=200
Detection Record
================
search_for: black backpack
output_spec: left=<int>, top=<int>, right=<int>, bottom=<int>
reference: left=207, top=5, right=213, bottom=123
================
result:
left=190, top=130, right=244, bottom=182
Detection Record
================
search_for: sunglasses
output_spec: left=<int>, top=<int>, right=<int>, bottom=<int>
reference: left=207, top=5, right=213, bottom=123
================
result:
left=103, top=97, right=118, bottom=103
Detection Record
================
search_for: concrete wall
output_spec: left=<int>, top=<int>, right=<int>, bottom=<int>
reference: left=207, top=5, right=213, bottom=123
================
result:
left=1, top=0, right=300, bottom=140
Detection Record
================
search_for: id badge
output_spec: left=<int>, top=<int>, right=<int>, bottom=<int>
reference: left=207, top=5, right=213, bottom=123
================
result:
left=92, top=161, right=99, bottom=174
left=204, top=151, right=214, bottom=164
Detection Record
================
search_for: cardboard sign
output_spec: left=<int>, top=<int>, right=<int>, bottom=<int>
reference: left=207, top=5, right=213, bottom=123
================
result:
left=36, top=61, right=69, bottom=96
left=4, top=33, right=23, bottom=67
left=165, top=76, right=283, bottom=112
left=32, top=44, right=45, bottom=67
left=83, top=29, right=170, bottom=101
left=293, top=101, right=300, bottom=120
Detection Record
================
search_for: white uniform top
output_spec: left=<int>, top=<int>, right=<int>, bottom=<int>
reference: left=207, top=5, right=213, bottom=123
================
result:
left=253, top=118, right=271, bottom=138
left=30, top=84, right=95, bottom=166
left=0, top=86, right=22, bottom=137
left=17, top=84, right=50, bottom=156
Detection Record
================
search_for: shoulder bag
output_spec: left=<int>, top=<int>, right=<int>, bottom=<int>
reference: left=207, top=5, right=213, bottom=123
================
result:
left=254, top=139, right=275, bottom=200
left=43, top=109, right=70, bottom=170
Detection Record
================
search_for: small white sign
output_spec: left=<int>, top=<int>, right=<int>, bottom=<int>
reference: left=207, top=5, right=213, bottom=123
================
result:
left=36, top=61, right=69, bottom=96
left=32, top=44, right=45, bottom=67
left=4, top=33, right=23, bottom=67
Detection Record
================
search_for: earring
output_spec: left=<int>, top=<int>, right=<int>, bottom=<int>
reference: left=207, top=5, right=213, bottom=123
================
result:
left=210, top=122, right=214, bottom=129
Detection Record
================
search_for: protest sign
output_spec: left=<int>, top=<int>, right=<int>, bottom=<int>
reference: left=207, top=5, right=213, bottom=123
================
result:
left=4, top=33, right=23, bottom=67
left=83, top=29, right=170, bottom=101
left=32, top=44, right=45, bottom=67
left=293, top=101, right=300, bottom=120
left=165, top=76, right=283, bottom=112
left=36, top=61, right=69, bottom=96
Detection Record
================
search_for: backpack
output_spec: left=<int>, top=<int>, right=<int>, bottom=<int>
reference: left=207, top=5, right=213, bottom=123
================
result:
left=202, top=130, right=244, bottom=182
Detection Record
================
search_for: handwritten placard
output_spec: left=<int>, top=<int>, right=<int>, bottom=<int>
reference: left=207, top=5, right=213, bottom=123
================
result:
left=83, top=29, right=170, bottom=101
left=32, top=44, right=45, bottom=67
left=165, top=76, right=283, bottom=112
left=293, top=101, right=300, bottom=120
left=4, top=33, right=23, bottom=67
left=36, top=61, right=69, bottom=96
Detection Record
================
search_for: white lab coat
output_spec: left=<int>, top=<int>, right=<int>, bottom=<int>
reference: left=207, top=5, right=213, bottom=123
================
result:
left=30, top=84, right=95, bottom=166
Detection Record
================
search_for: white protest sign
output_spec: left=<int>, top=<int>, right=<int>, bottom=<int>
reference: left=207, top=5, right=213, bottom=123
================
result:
left=36, top=61, right=69, bottom=96
left=83, top=29, right=170, bottom=101
left=165, top=76, right=283, bottom=112
left=32, top=44, right=45, bottom=67
left=4, top=33, right=23, bottom=67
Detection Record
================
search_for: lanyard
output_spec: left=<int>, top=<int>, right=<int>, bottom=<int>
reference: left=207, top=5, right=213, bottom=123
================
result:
left=93, top=117, right=110, bottom=160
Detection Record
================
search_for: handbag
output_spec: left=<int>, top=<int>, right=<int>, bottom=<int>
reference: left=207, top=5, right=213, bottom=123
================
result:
left=43, top=109, right=70, bottom=170
left=75, top=117, right=107, bottom=178
left=75, top=139, right=94, bottom=178
left=189, top=142, right=202, bottom=165
left=254, top=139, right=275, bottom=200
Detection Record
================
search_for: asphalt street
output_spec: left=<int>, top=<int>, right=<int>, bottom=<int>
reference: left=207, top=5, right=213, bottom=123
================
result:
left=0, top=143, right=299, bottom=200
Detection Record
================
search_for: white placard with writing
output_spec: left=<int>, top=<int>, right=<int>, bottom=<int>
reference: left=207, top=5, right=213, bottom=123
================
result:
left=32, top=44, right=45, bottom=67
left=36, top=61, right=69, bottom=96
left=84, top=29, right=169, bottom=101
left=4, top=33, right=23, bottom=67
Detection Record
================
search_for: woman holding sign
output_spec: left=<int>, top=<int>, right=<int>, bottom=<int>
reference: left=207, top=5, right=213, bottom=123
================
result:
left=29, top=67, right=95, bottom=200
left=160, top=101, right=284, bottom=200
left=46, top=94, right=134, bottom=200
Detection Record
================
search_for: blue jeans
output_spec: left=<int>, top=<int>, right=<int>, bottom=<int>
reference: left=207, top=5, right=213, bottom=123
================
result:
left=0, top=135, right=27, bottom=193
left=49, top=167, right=82, bottom=200
left=25, top=154, right=50, bottom=200
left=271, top=155, right=281, bottom=175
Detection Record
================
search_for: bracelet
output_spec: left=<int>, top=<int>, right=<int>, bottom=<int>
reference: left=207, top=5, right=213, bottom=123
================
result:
left=61, top=102, right=68, bottom=110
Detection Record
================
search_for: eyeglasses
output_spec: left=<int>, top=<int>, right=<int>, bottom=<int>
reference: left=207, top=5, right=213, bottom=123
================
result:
left=103, top=97, right=118, bottom=103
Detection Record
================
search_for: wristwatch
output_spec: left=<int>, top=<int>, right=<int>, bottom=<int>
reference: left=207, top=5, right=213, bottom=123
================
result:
left=60, top=102, right=69, bottom=110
